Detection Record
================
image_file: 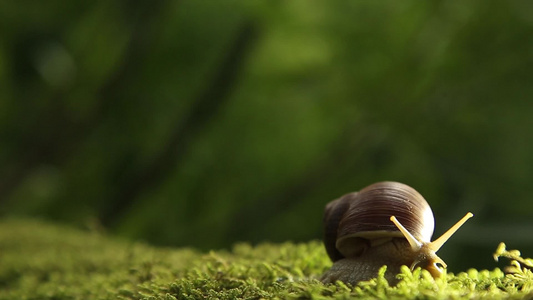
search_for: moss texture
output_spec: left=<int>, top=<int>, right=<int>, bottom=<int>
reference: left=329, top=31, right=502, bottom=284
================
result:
left=0, top=219, right=532, bottom=299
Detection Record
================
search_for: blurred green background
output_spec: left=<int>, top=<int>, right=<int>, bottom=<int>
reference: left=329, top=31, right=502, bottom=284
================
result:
left=1, top=0, right=532, bottom=272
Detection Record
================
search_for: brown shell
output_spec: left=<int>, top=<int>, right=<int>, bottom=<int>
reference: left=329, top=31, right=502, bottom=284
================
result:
left=323, top=181, right=435, bottom=261
left=323, top=192, right=355, bottom=262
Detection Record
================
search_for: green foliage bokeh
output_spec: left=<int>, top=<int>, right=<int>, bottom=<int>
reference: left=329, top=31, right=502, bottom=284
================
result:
left=0, top=0, right=532, bottom=272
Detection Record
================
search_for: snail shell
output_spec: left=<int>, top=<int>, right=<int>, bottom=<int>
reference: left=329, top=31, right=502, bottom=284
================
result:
left=324, top=181, right=434, bottom=261
left=321, top=181, right=473, bottom=285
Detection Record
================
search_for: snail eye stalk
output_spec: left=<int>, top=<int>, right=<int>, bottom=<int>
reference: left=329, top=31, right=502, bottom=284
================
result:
left=390, top=216, right=422, bottom=251
left=428, top=212, right=473, bottom=252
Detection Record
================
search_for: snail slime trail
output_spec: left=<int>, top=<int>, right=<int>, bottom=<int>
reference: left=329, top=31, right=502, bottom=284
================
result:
left=320, top=181, right=473, bottom=285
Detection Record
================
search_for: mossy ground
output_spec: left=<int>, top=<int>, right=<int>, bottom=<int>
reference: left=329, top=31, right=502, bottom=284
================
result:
left=0, top=219, right=532, bottom=299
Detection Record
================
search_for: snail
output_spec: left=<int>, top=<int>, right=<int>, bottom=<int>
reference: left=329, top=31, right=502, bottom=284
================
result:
left=320, top=181, right=473, bottom=285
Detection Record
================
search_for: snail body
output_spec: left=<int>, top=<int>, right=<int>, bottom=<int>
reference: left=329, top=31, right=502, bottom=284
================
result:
left=320, top=181, right=473, bottom=285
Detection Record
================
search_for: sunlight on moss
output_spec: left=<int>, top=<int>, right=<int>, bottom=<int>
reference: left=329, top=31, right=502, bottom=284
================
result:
left=1, top=219, right=533, bottom=299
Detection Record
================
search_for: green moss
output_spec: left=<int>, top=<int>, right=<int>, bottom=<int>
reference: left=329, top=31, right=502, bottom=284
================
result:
left=0, top=219, right=532, bottom=299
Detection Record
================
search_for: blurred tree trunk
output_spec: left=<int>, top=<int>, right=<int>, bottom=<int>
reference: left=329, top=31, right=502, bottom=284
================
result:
left=100, top=21, right=259, bottom=227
